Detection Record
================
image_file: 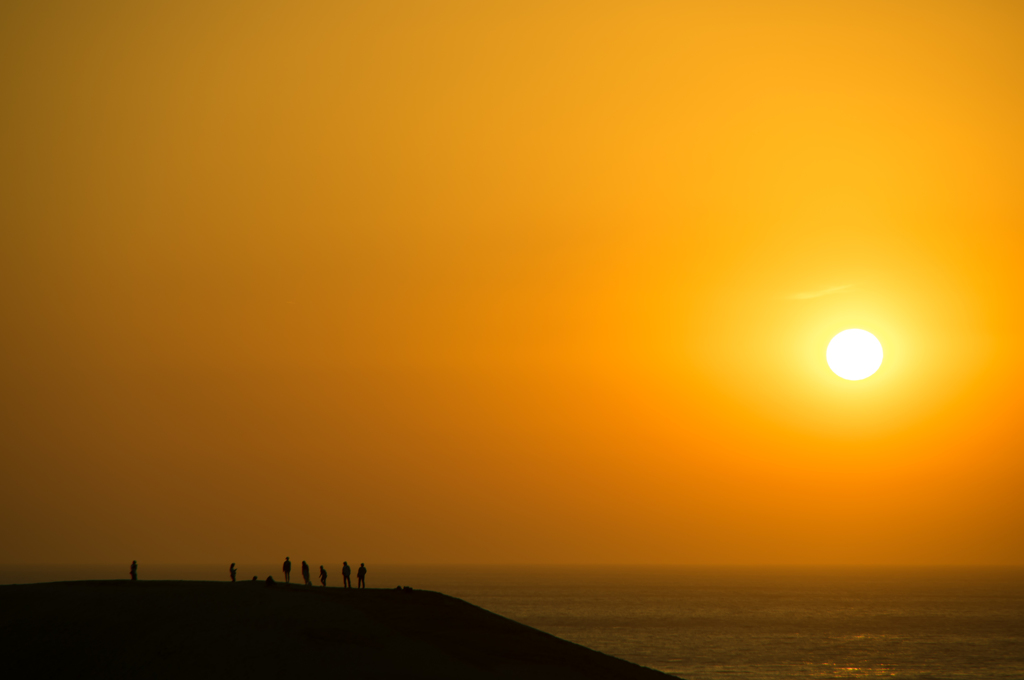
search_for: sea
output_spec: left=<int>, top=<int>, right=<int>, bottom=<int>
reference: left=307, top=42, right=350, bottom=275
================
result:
left=2, top=565, right=1021, bottom=679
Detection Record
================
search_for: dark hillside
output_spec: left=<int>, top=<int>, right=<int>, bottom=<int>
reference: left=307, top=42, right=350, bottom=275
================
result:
left=0, top=581, right=675, bottom=679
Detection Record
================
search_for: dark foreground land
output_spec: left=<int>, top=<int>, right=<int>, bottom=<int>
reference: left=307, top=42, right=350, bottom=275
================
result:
left=0, top=580, right=673, bottom=679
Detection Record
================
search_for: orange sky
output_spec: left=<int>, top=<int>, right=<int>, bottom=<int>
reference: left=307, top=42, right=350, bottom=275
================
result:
left=2, top=0, right=1024, bottom=565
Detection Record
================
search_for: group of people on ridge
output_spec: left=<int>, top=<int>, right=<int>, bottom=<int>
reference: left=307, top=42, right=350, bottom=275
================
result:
left=279, top=557, right=366, bottom=588
left=129, top=559, right=368, bottom=587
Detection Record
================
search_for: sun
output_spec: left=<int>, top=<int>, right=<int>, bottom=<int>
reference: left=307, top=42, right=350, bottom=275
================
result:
left=826, top=329, right=883, bottom=381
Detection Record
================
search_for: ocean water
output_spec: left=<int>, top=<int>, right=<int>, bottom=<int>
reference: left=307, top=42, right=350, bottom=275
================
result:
left=2, top=565, right=1022, bottom=679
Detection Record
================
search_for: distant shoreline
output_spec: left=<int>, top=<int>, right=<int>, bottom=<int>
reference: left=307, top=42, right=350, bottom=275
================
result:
left=4, top=562, right=1020, bottom=586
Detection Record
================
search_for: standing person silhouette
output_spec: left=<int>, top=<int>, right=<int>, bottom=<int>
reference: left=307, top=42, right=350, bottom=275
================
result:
left=283, top=557, right=292, bottom=584
left=230, top=563, right=237, bottom=582
left=342, top=561, right=351, bottom=588
left=301, top=560, right=311, bottom=586
left=319, top=565, right=327, bottom=587
left=357, top=563, right=367, bottom=588
left=129, top=561, right=137, bottom=581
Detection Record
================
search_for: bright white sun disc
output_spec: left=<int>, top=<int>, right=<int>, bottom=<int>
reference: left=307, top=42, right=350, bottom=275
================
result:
left=826, top=329, right=883, bottom=381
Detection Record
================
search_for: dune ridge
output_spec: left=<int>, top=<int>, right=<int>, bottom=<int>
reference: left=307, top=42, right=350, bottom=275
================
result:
left=0, top=580, right=674, bottom=679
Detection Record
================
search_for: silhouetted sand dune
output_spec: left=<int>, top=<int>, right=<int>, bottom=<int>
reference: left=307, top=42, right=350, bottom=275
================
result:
left=0, top=581, right=675, bottom=679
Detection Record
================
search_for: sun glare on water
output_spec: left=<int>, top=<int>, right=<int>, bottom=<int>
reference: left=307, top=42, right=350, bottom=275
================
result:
left=826, top=329, right=883, bottom=381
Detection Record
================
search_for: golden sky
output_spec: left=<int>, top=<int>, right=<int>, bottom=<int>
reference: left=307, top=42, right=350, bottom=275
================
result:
left=2, top=0, right=1023, bottom=565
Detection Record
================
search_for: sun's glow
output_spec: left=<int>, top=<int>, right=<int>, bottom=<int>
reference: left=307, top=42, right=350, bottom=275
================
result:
left=826, top=329, right=883, bottom=381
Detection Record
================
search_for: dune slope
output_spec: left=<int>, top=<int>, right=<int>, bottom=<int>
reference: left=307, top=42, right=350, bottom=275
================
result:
left=0, top=581, right=674, bottom=679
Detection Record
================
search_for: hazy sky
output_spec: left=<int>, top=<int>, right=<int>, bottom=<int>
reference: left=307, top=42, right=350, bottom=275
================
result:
left=3, top=0, right=1024, bottom=565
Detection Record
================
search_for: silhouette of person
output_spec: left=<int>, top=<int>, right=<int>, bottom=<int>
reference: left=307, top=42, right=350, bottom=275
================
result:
left=230, top=563, right=237, bottom=582
left=252, top=576, right=257, bottom=581
left=283, top=556, right=292, bottom=584
left=342, top=561, right=351, bottom=588
left=319, top=565, right=327, bottom=587
left=130, top=560, right=137, bottom=581
left=357, top=563, right=367, bottom=588
left=301, top=560, right=311, bottom=586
